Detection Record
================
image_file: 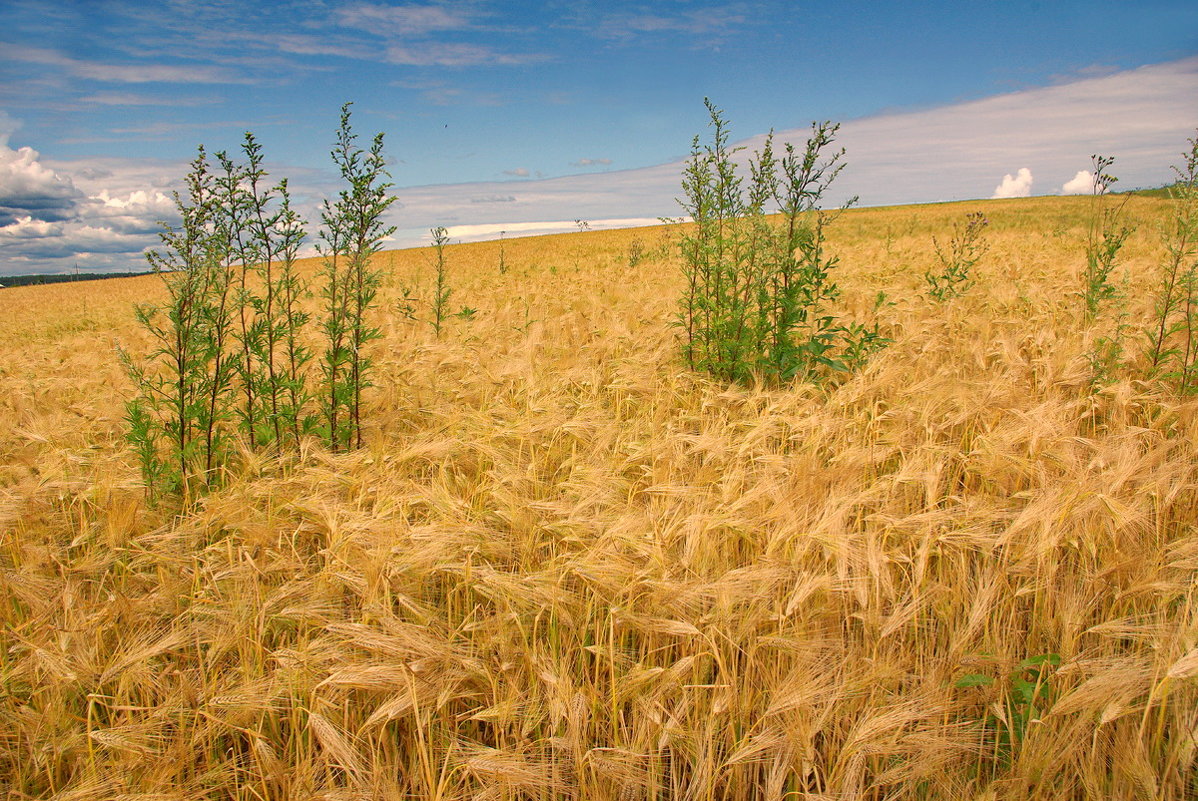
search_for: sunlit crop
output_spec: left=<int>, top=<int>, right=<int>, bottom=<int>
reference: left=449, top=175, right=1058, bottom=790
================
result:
left=2, top=189, right=1196, bottom=799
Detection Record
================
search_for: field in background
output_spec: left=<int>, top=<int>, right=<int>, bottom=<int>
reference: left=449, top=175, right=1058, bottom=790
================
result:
left=2, top=195, right=1196, bottom=799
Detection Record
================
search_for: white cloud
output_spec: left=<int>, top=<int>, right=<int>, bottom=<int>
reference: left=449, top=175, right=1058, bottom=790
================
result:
left=827, top=56, right=1198, bottom=205
left=390, top=55, right=1198, bottom=250
left=81, top=92, right=221, bottom=107
left=0, top=215, right=64, bottom=239
left=991, top=168, right=1034, bottom=199
left=0, top=110, right=17, bottom=146
left=439, top=217, right=663, bottom=242
left=85, top=189, right=177, bottom=233
left=0, top=222, right=149, bottom=261
left=593, top=9, right=748, bottom=43
left=3, top=43, right=253, bottom=84
left=1061, top=170, right=1097, bottom=194
left=110, top=119, right=276, bottom=137
left=503, top=167, right=531, bottom=177
left=0, top=140, right=81, bottom=225
left=263, top=33, right=363, bottom=59
left=336, top=3, right=472, bottom=36
left=572, top=158, right=613, bottom=167
left=385, top=42, right=544, bottom=67
left=92, top=189, right=172, bottom=211
left=0, top=144, right=191, bottom=273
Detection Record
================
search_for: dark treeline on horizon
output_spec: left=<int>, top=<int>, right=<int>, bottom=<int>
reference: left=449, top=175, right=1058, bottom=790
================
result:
left=0, top=271, right=153, bottom=288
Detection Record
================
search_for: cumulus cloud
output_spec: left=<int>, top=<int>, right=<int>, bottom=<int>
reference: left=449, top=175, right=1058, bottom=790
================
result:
left=0, top=141, right=82, bottom=225
left=0, top=216, right=64, bottom=239
left=85, top=189, right=177, bottom=234
left=1061, top=170, right=1097, bottom=195
left=0, top=227, right=149, bottom=260
left=991, top=168, right=1033, bottom=199
left=503, top=167, right=531, bottom=177
left=572, top=158, right=613, bottom=168
left=0, top=131, right=187, bottom=273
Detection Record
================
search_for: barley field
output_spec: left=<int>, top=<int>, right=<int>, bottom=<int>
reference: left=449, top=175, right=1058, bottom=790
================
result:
left=2, top=195, right=1196, bottom=799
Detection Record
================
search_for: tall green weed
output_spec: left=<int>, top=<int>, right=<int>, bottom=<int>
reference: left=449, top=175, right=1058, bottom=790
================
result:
left=676, top=100, right=886, bottom=385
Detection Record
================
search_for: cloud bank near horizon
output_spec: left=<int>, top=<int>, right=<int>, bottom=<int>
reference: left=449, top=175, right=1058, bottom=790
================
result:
left=992, top=168, right=1034, bottom=199
left=2, top=56, right=1196, bottom=274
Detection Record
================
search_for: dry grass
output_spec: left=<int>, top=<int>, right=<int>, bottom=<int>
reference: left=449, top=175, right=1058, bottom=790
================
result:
left=2, top=195, right=1197, bottom=799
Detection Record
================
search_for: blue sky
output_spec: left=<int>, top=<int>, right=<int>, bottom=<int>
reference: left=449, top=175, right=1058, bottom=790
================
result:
left=1, top=0, right=1196, bottom=275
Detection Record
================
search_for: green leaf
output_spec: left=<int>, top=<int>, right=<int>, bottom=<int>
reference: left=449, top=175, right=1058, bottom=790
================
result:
left=1017, top=653, right=1060, bottom=670
left=955, top=674, right=995, bottom=688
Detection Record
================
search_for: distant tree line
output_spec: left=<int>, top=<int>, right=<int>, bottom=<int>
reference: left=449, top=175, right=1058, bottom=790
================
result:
left=0, top=271, right=153, bottom=288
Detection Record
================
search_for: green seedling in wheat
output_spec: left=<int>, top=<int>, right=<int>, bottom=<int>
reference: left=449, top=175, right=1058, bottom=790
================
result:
left=430, top=226, right=452, bottom=337
left=1080, top=155, right=1135, bottom=388
left=627, top=236, right=645, bottom=268
left=1144, top=130, right=1198, bottom=393
left=957, top=654, right=1061, bottom=772
left=216, top=147, right=262, bottom=445
left=1082, top=154, right=1132, bottom=322
left=925, top=211, right=988, bottom=300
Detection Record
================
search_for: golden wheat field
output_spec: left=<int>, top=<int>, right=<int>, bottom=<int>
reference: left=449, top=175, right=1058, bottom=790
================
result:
left=2, top=194, right=1197, bottom=800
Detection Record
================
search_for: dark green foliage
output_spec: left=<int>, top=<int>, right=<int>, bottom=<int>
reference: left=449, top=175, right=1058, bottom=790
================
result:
left=318, top=103, right=396, bottom=452
left=121, top=397, right=169, bottom=503
left=1144, top=132, right=1198, bottom=394
left=274, top=180, right=316, bottom=446
left=119, top=147, right=238, bottom=501
left=676, top=99, right=886, bottom=385
left=122, top=130, right=322, bottom=501
left=0, top=271, right=151, bottom=287
left=430, top=226, right=452, bottom=337
left=1080, top=155, right=1135, bottom=388
left=956, top=653, right=1061, bottom=769
left=213, top=148, right=259, bottom=445
left=239, top=134, right=286, bottom=447
left=925, top=211, right=989, bottom=301
left=224, top=134, right=315, bottom=450
left=627, top=237, right=645, bottom=268
left=1082, top=155, right=1132, bottom=323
